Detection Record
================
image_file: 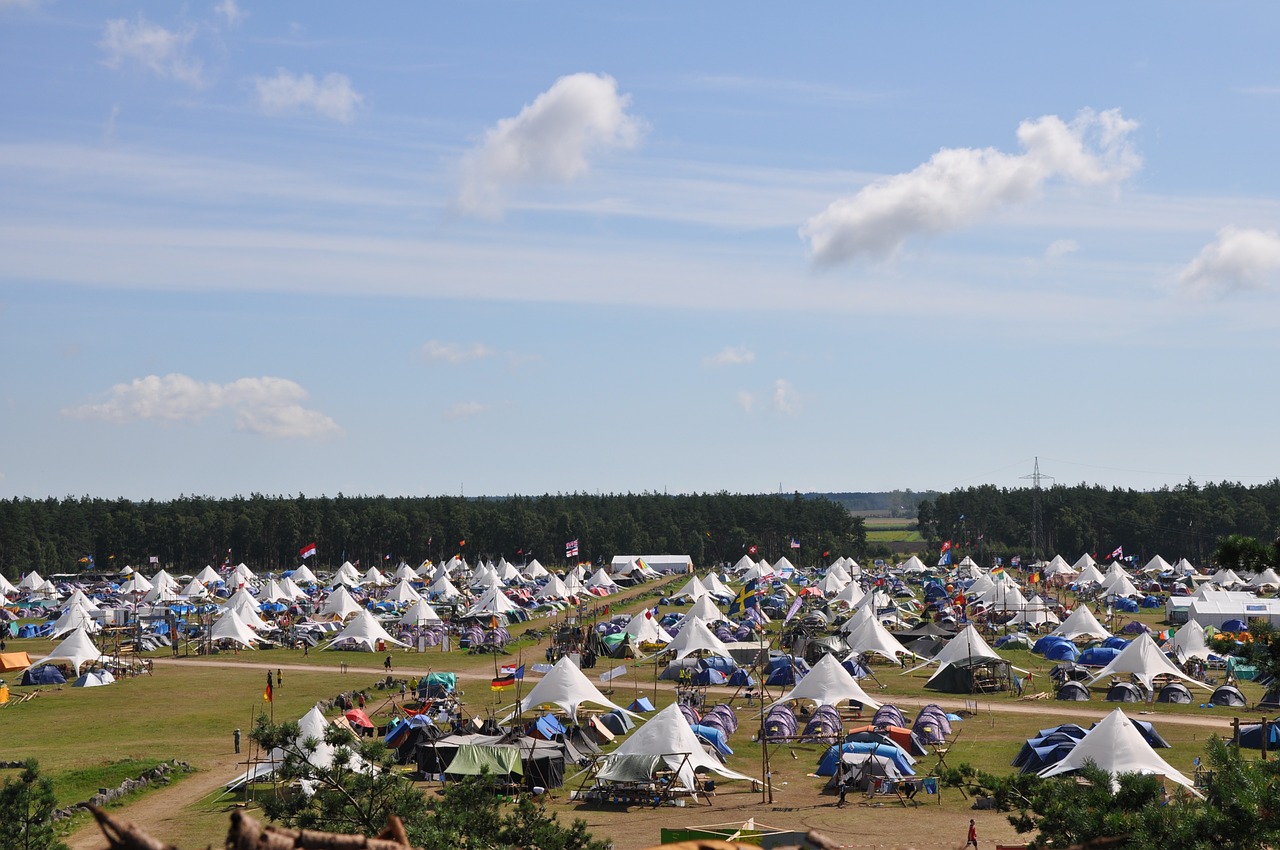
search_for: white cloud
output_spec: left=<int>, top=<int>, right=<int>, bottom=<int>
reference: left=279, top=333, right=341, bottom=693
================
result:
left=421, top=340, right=496, bottom=364
left=443, top=401, right=492, bottom=421
left=705, top=345, right=755, bottom=367
left=455, top=72, right=644, bottom=217
left=772, top=378, right=799, bottom=416
left=801, top=108, right=1140, bottom=265
left=100, top=17, right=205, bottom=87
left=254, top=69, right=363, bottom=123
left=214, top=0, right=246, bottom=27
left=1178, top=226, right=1280, bottom=297
left=735, top=380, right=799, bottom=416
left=63, top=373, right=342, bottom=438
left=1046, top=239, right=1079, bottom=260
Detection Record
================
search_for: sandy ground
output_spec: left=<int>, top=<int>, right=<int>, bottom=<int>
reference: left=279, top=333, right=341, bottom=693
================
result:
left=63, top=655, right=1236, bottom=850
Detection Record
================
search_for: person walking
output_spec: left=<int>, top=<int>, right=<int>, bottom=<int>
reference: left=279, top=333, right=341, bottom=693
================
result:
left=276, top=668, right=282, bottom=689
left=966, top=818, right=978, bottom=848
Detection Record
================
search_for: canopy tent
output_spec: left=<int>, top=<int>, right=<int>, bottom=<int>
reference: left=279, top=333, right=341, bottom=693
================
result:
left=773, top=653, right=882, bottom=710
left=598, top=702, right=754, bottom=795
left=40, top=627, right=107, bottom=674
left=1163, top=620, right=1212, bottom=663
left=502, top=656, right=636, bottom=722
left=320, top=586, right=364, bottom=620
left=1086, top=632, right=1211, bottom=691
left=49, top=603, right=101, bottom=640
left=385, top=579, right=423, bottom=605
left=676, top=595, right=725, bottom=626
left=841, top=612, right=918, bottom=662
left=462, top=584, right=518, bottom=617
left=668, top=618, right=732, bottom=661
left=211, top=610, right=261, bottom=648
left=1051, top=606, right=1112, bottom=641
left=621, top=610, right=672, bottom=646
left=398, top=599, right=442, bottom=626
left=322, top=610, right=410, bottom=652
left=1039, top=708, right=1198, bottom=794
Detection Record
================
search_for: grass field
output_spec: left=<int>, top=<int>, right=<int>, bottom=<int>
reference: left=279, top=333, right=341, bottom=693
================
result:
left=2, top=579, right=1268, bottom=850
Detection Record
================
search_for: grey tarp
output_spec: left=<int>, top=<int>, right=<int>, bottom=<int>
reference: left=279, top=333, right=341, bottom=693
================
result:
left=597, top=753, right=664, bottom=783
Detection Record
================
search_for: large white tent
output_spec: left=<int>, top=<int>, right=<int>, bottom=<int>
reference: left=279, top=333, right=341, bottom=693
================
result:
left=668, top=618, right=732, bottom=661
left=323, top=610, right=409, bottom=652
left=597, top=702, right=754, bottom=794
left=774, top=653, right=882, bottom=710
left=1087, top=632, right=1211, bottom=691
left=1039, top=708, right=1199, bottom=794
left=502, top=656, right=634, bottom=722
left=398, top=599, right=442, bottom=626
left=320, top=586, right=363, bottom=620
left=210, top=610, right=261, bottom=649
left=1163, top=620, right=1212, bottom=663
left=1051, top=606, right=1112, bottom=641
left=41, top=627, right=107, bottom=674
left=49, top=604, right=101, bottom=640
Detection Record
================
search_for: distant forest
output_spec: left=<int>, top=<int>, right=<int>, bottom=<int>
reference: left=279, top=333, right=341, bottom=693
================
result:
left=917, top=480, right=1280, bottom=567
left=0, top=492, right=865, bottom=578
left=4, top=480, right=1279, bottom=579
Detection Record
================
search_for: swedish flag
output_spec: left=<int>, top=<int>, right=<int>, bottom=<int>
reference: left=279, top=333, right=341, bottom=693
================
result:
left=727, top=578, right=759, bottom=617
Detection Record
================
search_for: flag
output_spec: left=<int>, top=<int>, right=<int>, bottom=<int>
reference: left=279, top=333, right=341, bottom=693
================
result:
left=566, top=539, right=579, bottom=558
left=1109, top=545, right=1123, bottom=560
left=500, top=664, right=525, bottom=680
left=490, top=674, right=515, bottom=691
left=789, top=537, right=800, bottom=550
left=299, top=542, right=317, bottom=560
left=727, top=579, right=759, bottom=616
left=459, top=539, right=466, bottom=548
left=264, top=682, right=273, bottom=702
left=940, top=540, right=952, bottom=555
left=1011, top=555, right=1021, bottom=567
left=822, top=550, right=830, bottom=558
left=636, top=557, right=650, bottom=571
left=1029, top=572, right=1041, bottom=584
left=148, top=555, right=159, bottom=564
left=990, top=566, right=1005, bottom=576
left=748, top=544, right=758, bottom=555
left=783, top=594, right=804, bottom=624
left=384, top=554, right=391, bottom=560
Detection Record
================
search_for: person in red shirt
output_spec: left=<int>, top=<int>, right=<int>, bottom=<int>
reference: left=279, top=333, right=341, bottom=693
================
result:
left=966, top=818, right=978, bottom=848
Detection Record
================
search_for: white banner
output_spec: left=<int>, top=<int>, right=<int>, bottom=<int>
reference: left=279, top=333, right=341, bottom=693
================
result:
left=600, top=665, right=630, bottom=682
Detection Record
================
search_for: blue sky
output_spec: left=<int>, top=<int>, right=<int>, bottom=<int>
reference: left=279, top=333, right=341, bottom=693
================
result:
left=3, top=2, right=1280, bottom=500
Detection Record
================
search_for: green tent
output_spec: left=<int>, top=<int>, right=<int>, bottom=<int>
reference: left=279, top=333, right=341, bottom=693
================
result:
left=445, top=744, right=522, bottom=778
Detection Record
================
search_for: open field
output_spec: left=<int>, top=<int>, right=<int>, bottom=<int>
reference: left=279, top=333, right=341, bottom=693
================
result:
left=3, top=585, right=1269, bottom=850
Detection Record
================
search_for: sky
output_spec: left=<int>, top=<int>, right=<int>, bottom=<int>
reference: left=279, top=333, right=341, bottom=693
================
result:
left=3, top=2, right=1280, bottom=501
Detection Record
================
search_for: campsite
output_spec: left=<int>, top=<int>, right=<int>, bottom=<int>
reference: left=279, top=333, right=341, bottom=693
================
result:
left=3, top=552, right=1278, bottom=850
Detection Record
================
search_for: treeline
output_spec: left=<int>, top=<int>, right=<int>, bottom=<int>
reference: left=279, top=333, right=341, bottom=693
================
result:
left=0, top=492, right=866, bottom=578
left=806, top=490, right=939, bottom=517
left=918, top=479, right=1280, bottom=566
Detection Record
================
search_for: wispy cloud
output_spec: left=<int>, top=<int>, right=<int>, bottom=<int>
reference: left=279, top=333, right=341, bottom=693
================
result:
left=421, top=340, right=496, bottom=364
left=455, top=72, right=644, bottom=217
left=736, top=379, right=799, bottom=416
left=1046, top=239, right=1079, bottom=260
left=1178, top=226, right=1280, bottom=297
left=214, top=0, right=246, bottom=27
left=100, top=16, right=205, bottom=87
left=443, top=401, right=492, bottom=421
left=705, top=345, right=755, bottom=367
left=772, top=378, right=799, bottom=415
left=63, top=373, right=342, bottom=438
left=254, top=69, right=363, bottom=123
left=801, top=108, right=1140, bottom=265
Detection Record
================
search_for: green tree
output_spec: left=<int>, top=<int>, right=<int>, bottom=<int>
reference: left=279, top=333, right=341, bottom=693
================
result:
left=943, top=737, right=1280, bottom=850
left=249, top=718, right=605, bottom=850
left=0, top=760, right=68, bottom=850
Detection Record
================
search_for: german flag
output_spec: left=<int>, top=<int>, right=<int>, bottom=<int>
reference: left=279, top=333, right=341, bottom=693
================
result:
left=490, top=675, right=515, bottom=691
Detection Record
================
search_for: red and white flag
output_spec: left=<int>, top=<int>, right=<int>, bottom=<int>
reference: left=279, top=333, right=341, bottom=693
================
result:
left=299, top=542, right=317, bottom=560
